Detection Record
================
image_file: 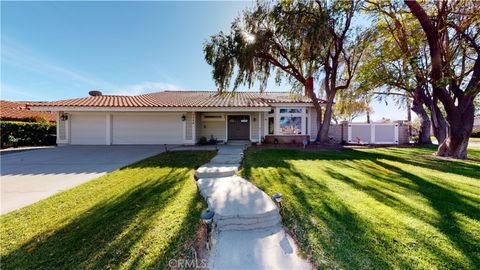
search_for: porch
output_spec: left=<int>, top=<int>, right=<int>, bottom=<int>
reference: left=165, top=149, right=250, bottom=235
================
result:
left=186, top=106, right=317, bottom=145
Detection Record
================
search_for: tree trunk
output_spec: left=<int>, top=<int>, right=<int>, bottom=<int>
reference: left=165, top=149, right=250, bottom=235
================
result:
left=316, top=107, right=322, bottom=141
left=418, top=90, right=447, bottom=144
left=430, top=102, right=447, bottom=144
left=303, top=77, right=324, bottom=143
left=411, top=90, right=432, bottom=144
left=405, top=0, right=479, bottom=159
left=436, top=101, right=475, bottom=159
left=406, top=100, right=412, bottom=137
left=318, top=93, right=335, bottom=143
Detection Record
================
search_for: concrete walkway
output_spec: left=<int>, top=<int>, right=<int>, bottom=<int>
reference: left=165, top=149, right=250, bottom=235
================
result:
left=195, top=144, right=311, bottom=270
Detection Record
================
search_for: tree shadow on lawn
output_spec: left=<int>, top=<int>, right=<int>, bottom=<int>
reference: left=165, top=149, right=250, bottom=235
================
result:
left=282, top=173, right=399, bottom=269
left=246, top=147, right=480, bottom=180
left=2, top=154, right=208, bottom=270
left=241, top=147, right=480, bottom=269
left=324, top=163, right=479, bottom=269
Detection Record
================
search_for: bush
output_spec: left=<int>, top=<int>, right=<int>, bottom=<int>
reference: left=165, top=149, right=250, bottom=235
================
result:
left=209, top=135, right=218, bottom=144
left=1, top=121, right=56, bottom=149
left=471, top=128, right=480, bottom=138
left=198, top=135, right=218, bottom=145
left=198, top=136, right=208, bottom=145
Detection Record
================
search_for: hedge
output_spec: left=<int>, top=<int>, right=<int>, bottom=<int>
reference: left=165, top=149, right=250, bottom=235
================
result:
left=1, top=121, right=56, bottom=149
left=472, top=128, right=480, bottom=138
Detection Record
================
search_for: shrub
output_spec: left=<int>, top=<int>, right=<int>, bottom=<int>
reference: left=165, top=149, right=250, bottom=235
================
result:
left=1, top=121, right=56, bottom=148
left=198, top=136, right=208, bottom=145
left=471, top=128, right=480, bottom=138
left=209, top=135, right=218, bottom=144
left=19, top=116, right=51, bottom=123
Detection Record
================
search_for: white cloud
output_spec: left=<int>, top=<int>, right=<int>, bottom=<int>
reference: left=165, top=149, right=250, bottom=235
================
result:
left=1, top=36, right=184, bottom=98
left=1, top=36, right=116, bottom=89
left=0, top=83, right=43, bottom=100
left=111, top=81, right=184, bottom=96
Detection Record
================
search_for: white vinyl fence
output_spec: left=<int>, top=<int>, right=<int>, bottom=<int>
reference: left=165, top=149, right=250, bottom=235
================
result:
left=348, top=123, right=399, bottom=144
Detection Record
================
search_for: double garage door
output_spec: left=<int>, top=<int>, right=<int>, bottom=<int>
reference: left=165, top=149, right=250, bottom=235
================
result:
left=70, top=113, right=184, bottom=145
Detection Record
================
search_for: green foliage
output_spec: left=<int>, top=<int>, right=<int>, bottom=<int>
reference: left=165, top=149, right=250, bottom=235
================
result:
left=0, top=151, right=216, bottom=269
left=241, top=147, right=480, bottom=269
left=357, top=1, right=428, bottom=107
left=474, top=95, right=480, bottom=116
left=471, top=128, right=480, bottom=138
left=0, top=121, right=56, bottom=148
left=333, top=92, right=372, bottom=122
left=198, top=136, right=208, bottom=145
left=0, top=116, right=51, bottom=123
left=204, top=1, right=329, bottom=92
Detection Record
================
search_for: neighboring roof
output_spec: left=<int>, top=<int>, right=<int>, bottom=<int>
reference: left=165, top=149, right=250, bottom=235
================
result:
left=29, top=91, right=325, bottom=108
left=0, top=100, right=56, bottom=122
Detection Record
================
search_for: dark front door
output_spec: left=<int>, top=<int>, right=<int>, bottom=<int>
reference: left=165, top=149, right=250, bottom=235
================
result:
left=228, top=115, right=250, bottom=140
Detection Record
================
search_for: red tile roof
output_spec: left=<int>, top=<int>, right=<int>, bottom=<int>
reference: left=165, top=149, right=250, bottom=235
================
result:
left=29, top=91, right=324, bottom=108
left=1, top=100, right=56, bottom=122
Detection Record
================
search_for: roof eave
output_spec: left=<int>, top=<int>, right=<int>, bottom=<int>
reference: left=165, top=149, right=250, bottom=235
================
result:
left=29, top=106, right=273, bottom=112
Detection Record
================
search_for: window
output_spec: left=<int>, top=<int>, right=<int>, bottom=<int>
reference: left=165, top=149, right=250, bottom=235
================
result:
left=268, top=117, right=274, bottom=135
left=279, top=108, right=302, bottom=114
left=280, top=117, right=302, bottom=135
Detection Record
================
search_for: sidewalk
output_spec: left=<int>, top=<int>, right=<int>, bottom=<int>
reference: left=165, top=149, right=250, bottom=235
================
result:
left=195, top=144, right=311, bottom=270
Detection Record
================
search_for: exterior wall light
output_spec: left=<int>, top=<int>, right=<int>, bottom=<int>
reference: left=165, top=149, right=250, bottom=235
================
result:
left=201, top=209, right=215, bottom=250
left=60, top=114, right=69, bottom=121
left=181, top=115, right=186, bottom=121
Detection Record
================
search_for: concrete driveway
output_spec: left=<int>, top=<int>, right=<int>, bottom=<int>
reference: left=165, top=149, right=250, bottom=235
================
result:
left=1, top=145, right=173, bottom=214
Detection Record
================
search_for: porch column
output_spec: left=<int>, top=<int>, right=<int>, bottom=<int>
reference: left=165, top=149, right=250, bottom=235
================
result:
left=258, top=112, right=262, bottom=143
left=192, top=112, right=196, bottom=144
left=274, top=108, right=280, bottom=135
left=106, top=113, right=112, bottom=145
left=301, top=110, right=306, bottom=135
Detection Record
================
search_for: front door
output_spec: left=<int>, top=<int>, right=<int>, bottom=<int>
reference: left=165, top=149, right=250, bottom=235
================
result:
left=228, top=115, right=250, bottom=140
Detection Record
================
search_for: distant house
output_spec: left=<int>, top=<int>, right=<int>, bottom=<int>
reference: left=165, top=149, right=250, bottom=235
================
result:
left=0, top=100, right=56, bottom=122
left=474, top=116, right=480, bottom=129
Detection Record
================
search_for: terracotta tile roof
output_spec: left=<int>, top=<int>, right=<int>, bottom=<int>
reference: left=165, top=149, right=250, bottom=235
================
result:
left=1, top=100, right=56, bottom=122
left=30, top=91, right=324, bottom=108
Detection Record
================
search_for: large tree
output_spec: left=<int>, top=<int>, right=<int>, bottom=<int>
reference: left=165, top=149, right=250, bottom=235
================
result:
left=332, top=92, right=372, bottom=123
left=359, top=1, right=447, bottom=144
left=204, top=0, right=366, bottom=142
left=405, top=0, right=480, bottom=158
left=314, top=0, right=367, bottom=142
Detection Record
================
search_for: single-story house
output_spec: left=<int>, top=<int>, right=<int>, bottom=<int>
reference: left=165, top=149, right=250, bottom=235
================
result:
left=29, top=91, right=326, bottom=145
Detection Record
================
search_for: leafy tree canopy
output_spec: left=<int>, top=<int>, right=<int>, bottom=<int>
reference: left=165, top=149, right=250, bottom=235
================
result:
left=204, top=0, right=329, bottom=93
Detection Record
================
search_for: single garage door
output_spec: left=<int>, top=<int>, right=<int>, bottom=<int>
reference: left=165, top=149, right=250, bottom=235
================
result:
left=70, top=113, right=106, bottom=145
left=112, top=114, right=183, bottom=144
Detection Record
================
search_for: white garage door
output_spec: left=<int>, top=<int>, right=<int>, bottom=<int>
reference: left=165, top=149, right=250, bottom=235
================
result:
left=112, top=114, right=183, bottom=144
left=70, top=114, right=106, bottom=145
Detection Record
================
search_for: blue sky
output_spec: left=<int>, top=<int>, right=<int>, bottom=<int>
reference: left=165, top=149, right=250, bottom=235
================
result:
left=1, top=1, right=408, bottom=122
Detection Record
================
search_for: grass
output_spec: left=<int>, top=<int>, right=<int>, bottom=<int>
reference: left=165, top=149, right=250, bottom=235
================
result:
left=241, top=146, right=480, bottom=269
left=429, top=136, right=480, bottom=144
left=0, top=151, right=215, bottom=270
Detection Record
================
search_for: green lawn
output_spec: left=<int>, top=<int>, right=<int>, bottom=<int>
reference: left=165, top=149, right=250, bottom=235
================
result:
left=241, top=146, right=480, bottom=269
left=0, top=151, right=215, bottom=270
left=429, top=136, right=480, bottom=144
